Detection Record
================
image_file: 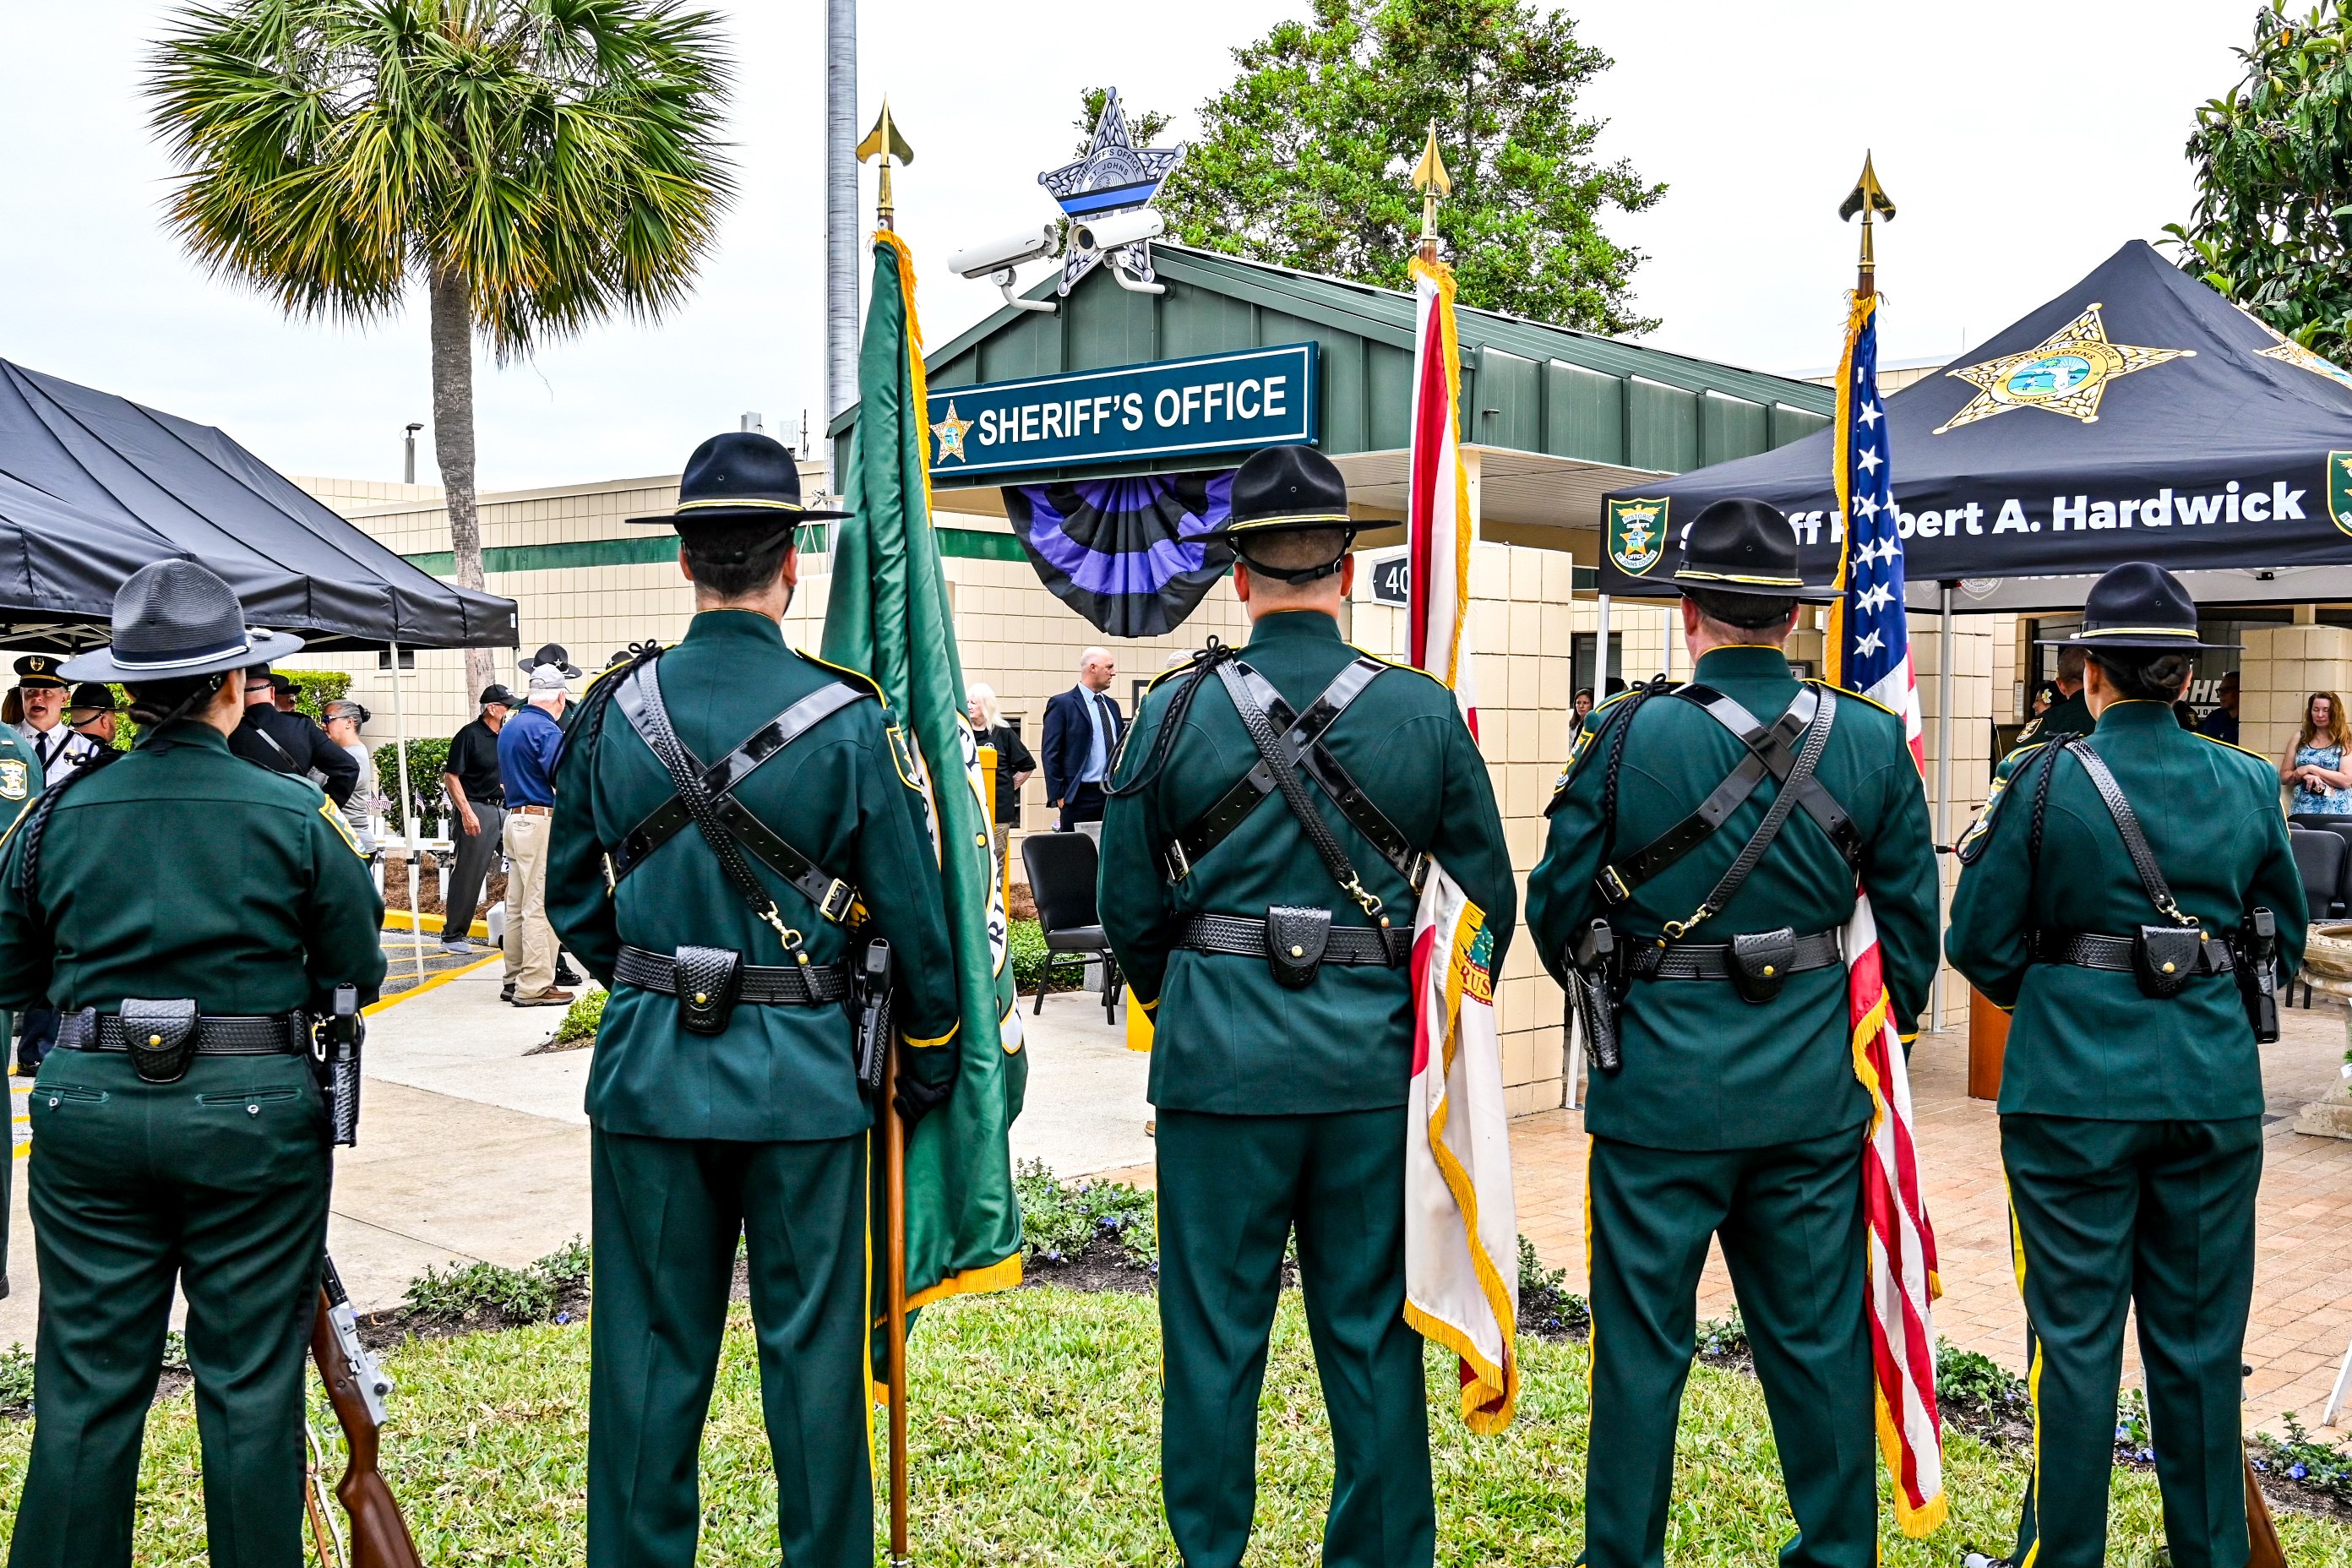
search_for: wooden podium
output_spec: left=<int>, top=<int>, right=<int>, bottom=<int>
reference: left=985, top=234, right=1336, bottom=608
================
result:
left=1966, top=987, right=2010, bottom=1100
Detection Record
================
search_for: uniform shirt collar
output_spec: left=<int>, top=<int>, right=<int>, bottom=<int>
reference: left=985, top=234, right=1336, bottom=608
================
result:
left=2093, top=699, right=2175, bottom=732
left=683, top=607, right=787, bottom=648
left=1244, top=610, right=1342, bottom=645
left=1692, top=645, right=1794, bottom=681
left=149, top=720, right=231, bottom=754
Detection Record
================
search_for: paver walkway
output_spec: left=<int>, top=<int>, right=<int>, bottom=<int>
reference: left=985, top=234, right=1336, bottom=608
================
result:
left=1512, top=1006, right=2352, bottom=1435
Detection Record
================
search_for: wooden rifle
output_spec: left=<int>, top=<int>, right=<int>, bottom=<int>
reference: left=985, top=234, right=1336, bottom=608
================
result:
left=309, top=1255, right=425, bottom=1568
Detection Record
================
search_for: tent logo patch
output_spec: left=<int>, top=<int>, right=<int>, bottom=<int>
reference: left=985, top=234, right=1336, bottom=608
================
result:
left=1608, top=498, right=1668, bottom=575
left=2328, top=453, right=2352, bottom=537
left=1934, top=303, right=2193, bottom=434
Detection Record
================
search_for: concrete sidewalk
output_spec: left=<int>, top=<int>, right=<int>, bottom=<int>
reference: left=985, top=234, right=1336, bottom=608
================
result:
left=0, top=964, right=1153, bottom=1341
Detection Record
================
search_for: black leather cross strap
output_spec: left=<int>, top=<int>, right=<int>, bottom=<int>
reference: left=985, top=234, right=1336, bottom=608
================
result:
left=612, top=664, right=864, bottom=927
left=615, top=944, right=852, bottom=1005
left=1212, top=658, right=1400, bottom=922
left=2057, top=737, right=2196, bottom=928
left=1163, top=656, right=1425, bottom=892
left=1174, top=912, right=1409, bottom=966
left=1629, top=927, right=1843, bottom=980
left=1593, top=684, right=1859, bottom=907
left=2030, top=929, right=2235, bottom=974
left=60, top=1010, right=308, bottom=1055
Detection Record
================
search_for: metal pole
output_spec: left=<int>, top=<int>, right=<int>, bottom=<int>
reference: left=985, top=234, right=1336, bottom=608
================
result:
left=1934, top=584, right=1955, bottom=1028
left=884, top=1047, right=911, bottom=1567
left=388, top=638, right=427, bottom=986
left=1593, top=593, right=1612, bottom=690
left=824, top=0, right=860, bottom=490
left=403, top=422, right=422, bottom=486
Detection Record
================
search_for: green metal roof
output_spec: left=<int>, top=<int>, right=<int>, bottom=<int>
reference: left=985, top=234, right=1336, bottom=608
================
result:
left=831, top=244, right=1831, bottom=489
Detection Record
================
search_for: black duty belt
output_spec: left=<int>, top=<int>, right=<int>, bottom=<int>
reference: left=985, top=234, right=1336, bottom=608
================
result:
left=1629, top=928, right=1844, bottom=981
left=60, top=1010, right=308, bottom=1056
left=2030, top=929, right=2235, bottom=975
left=611, top=670, right=867, bottom=925
left=1175, top=912, right=1410, bottom=967
left=1161, top=656, right=1427, bottom=894
left=615, top=945, right=852, bottom=1006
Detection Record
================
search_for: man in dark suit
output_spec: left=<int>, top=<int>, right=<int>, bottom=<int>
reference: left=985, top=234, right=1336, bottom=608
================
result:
left=1042, top=645, right=1124, bottom=830
left=227, top=666, right=361, bottom=807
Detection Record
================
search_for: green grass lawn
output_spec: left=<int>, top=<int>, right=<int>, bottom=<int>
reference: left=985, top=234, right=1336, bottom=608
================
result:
left=0, top=1287, right=2344, bottom=1565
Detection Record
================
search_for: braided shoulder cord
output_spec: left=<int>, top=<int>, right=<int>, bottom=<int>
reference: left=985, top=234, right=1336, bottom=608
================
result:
left=1105, top=639, right=1236, bottom=800
left=16, top=748, right=121, bottom=925
left=1594, top=674, right=1672, bottom=877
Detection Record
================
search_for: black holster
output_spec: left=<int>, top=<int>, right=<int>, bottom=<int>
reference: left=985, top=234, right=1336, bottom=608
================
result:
left=1566, top=919, right=1625, bottom=1074
left=851, top=939, right=895, bottom=1099
left=120, top=999, right=198, bottom=1085
left=2234, top=907, right=2281, bottom=1044
left=313, top=984, right=362, bottom=1146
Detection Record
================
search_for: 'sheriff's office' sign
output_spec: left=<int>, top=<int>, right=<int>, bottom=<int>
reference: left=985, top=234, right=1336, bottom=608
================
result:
left=925, top=343, right=1319, bottom=477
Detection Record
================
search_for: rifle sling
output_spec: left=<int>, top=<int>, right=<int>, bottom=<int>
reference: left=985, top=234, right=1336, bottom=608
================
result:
left=611, top=667, right=864, bottom=925
left=1161, top=656, right=1425, bottom=890
left=1593, top=683, right=1859, bottom=906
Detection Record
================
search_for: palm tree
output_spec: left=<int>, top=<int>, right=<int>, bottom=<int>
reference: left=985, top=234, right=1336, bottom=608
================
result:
left=146, top=0, right=736, bottom=698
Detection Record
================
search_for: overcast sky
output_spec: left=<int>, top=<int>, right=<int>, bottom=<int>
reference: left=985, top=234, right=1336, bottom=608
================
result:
left=0, top=1, right=2254, bottom=493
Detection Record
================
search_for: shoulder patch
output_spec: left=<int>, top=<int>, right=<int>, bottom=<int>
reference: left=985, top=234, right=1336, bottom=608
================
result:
left=884, top=721, right=926, bottom=792
left=797, top=648, right=888, bottom=706
left=0, top=758, right=28, bottom=803
left=318, top=799, right=365, bottom=857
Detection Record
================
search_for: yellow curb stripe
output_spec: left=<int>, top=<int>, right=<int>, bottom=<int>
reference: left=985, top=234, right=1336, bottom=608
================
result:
left=383, top=909, right=492, bottom=939
left=363, top=952, right=504, bottom=1016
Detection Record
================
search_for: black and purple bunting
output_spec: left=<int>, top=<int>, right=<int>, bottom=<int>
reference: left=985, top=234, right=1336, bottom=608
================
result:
left=1003, top=471, right=1234, bottom=638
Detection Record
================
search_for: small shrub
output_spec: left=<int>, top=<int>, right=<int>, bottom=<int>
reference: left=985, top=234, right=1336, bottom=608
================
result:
left=1694, top=1309, right=1749, bottom=1361
left=402, top=1236, right=591, bottom=1327
left=1014, top=1159, right=1155, bottom=1265
left=0, top=1344, right=31, bottom=1411
left=1514, top=1234, right=1587, bottom=1337
left=1935, top=1340, right=2026, bottom=1413
left=553, top=986, right=607, bottom=1045
left=375, top=737, right=454, bottom=833
left=2114, top=1388, right=2155, bottom=1464
left=2251, top=1412, right=2352, bottom=1499
left=1009, top=920, right=1086, bottom=996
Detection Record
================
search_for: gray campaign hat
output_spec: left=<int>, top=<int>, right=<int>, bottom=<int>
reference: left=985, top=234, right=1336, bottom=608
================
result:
left=59, top=559, right=303, bottom=683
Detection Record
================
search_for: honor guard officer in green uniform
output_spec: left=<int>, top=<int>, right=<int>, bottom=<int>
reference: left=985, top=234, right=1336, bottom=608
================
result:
left=0, top=715, right=40, bottom=1275
left=0, top=560, right=385, bottom=1568
left=1947, top=562, right=2305, bottom=1568
left=2010, top=645, right=2094, bottom=758
left=1527, top=497, right=1940, bottom=1568
left=545, top=432, right=961, bottom=1568
left=1098, top=444, right=1515, bottom=1568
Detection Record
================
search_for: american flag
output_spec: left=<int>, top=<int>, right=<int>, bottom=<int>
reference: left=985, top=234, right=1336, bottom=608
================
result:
left=1827, top=295, right=1924, bottom=762
left=1828, top=290, right=1946, bottom=1536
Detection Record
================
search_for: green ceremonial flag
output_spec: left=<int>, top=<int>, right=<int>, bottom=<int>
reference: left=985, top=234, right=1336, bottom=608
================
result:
left=825, top=230, right=1026, bottom=1327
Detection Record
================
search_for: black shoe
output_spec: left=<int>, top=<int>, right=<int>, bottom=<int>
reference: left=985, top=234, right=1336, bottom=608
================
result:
left=554, top=959, right=582, bottom=987
left=10, top=1064, right=34, bottom=1078
left=1963, top=1554, right=2017, bottom=1568
left=501, top=982, right=517, bottom=1003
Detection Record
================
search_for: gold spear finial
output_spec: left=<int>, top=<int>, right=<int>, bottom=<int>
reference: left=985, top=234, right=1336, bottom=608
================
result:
left=1411, top=120, right=1451, bottom=261
left=856, top=98, right=916, bottom=231
left=1839, top=151, right=1897, bottom=297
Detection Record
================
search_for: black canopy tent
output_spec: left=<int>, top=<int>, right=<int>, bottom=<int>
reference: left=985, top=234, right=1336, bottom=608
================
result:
left=0, top=357, right=518, bottom=982
left=0, top=357, right=515, bottom=651
left=1594, top=240, right=2352, bottom=615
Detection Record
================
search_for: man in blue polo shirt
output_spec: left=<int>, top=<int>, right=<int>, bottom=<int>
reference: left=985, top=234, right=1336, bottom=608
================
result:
left=499, top=645, right=578, bottom=1006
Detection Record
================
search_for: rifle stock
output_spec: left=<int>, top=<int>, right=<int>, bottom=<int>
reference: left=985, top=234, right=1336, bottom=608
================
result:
left=310, top=1277, right=424, bottom=1568
left=2246, top=1448, right=2285, bottom=1568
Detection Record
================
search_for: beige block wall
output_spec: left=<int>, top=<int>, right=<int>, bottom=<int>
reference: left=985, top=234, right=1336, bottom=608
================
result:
left=2243, top=623, right=2352, bottom=774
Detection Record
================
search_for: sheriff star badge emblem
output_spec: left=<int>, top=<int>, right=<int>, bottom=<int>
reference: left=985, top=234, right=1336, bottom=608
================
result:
left=1934, top=302, right=2192, bottom=434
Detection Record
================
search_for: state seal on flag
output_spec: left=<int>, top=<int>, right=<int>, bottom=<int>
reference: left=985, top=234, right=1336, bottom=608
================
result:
left=1607, top=498, right=1669, bottom=575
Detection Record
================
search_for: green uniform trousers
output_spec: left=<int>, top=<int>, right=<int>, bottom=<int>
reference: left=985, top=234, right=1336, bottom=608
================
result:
left=587, top=1129, right=869, bottom=1568
left=8, top=1051, right=329, bottom=1568
left=1156, top=1107, right=1431, bottom=1568
left=1583, top=1127, right=1876, bottom=1568
left=2001, top=1114, right=2263, bottom=1568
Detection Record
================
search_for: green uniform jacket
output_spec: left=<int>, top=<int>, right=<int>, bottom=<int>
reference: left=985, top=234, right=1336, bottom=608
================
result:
left=2013, top=686, right=2093, bottom=753
left=0, top=722, right=384, bottom=1012
left=547, top=610, right=960, bottom=1143
left=1946, top=700, right=2306, bottom=1120
left=1527, top=646, right=1941, bottom=1151
left=1098, top=610, right=1515, bottom=1116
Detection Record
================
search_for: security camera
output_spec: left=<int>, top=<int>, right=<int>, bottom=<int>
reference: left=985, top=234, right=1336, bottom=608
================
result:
left=950, top=225, right=1061, bottom=280
left=1072, top=208, right=1165, bottom=253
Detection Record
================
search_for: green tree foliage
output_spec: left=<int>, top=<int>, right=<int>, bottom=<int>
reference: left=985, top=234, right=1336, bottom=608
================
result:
left=144, top=0, right=736, bottom=700
left=1152, top=0, right=1663, bottom=330
left=2170, top=0, right=2352, bottom=359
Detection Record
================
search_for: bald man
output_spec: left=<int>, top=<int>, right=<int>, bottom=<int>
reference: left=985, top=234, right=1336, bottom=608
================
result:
left=1042, top=646, right=1124, bottom=831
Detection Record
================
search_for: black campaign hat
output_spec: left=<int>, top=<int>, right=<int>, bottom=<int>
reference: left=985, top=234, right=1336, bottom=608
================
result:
left=58, top=560, right=303, bottom=683
left=2036, top=561, right=2237, bottom=651
left=1669, top=497, right=1836, bottom=603
left=67, top=683, right=114, bottom=711
left=1201, top=445, right=1354, bottom=541
left=13, top=655, right=65, bottom=689
left=628, top=432, right=847, bottom=527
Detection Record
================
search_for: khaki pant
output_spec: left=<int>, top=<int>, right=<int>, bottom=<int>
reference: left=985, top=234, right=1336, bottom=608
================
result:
left=504, top=808, right=556, bottom=996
